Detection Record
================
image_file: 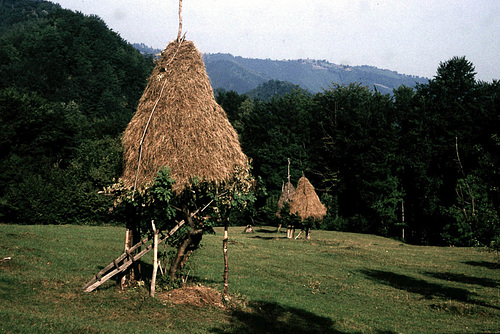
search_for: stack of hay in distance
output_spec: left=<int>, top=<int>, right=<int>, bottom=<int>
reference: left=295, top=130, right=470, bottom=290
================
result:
left=121, top=40, right=248, bottom=193
left=276, top=180, right=295, bottom=218
left=289, top=176, right=327, bottom=222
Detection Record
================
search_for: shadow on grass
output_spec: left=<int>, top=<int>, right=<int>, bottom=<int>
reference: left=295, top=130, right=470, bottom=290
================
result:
left=210, top=300, right=397, bottom=334
left=251, top=235, right=285, bottom=241
left=463, top=261, right=499, bottom=270
left=360, top=269, right=499, bottom=311
left=255, top=228, right=280, bottom=234
left=210, top=301, right=340, bottom=334
left=424, top=271, right=499, bottom=288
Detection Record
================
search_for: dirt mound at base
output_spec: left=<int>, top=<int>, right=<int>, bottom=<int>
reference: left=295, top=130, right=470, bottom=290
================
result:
left=160, top=285, right=224, bottom=308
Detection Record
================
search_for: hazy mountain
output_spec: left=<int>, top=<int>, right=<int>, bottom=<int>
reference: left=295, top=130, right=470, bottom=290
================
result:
left=133, top=46, right=428, bottom=96
left=203, top=53, right=428, bottom=95
left=132, top=43, right=162, bottom=56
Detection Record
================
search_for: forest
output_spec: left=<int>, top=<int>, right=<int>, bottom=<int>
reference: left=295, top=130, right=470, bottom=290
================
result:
left=0, top=0, right=499, bottom=248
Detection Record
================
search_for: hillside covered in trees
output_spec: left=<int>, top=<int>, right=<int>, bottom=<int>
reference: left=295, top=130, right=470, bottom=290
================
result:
left=203, top=53, right=429, bottom=95
left=0, top=0, right=154, bottom=224
left=1, top=0, right=499, bottom=248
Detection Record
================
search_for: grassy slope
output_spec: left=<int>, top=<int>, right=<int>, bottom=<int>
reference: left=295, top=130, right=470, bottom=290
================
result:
left=0, top=225, right=498, bottom=333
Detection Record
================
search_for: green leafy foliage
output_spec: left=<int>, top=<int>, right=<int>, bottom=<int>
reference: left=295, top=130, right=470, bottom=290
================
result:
left=113, top=165, right=257, bottom=238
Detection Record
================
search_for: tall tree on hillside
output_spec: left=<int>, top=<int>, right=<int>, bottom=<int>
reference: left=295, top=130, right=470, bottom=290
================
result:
left=314, top=84, right=401, bottom=236
left=241, top=90, right=315, bottom=195
left=399, top=57, right=499, bottom=245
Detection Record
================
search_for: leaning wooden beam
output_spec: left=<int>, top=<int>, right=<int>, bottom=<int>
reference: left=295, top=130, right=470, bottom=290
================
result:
left=83, top=236, right=148, bottom=291
left=83, top=220, right=185, bottom=292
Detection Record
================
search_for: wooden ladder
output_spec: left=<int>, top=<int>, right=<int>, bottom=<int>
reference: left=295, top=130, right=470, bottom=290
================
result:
left=83, top=220, right=185, bottom=292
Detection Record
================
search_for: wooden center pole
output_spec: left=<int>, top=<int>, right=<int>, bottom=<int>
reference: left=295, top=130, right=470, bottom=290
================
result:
left=177, top=0, right=183, bottom=42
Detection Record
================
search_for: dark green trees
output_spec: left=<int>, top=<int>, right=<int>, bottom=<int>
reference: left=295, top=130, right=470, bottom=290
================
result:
left=0, top=2, right=153, bottom=225
left=401, top=57, right=499, bottom=246
left=314, top=84, right=401, bottom=235
left=216, top=57, right=499, bottom=247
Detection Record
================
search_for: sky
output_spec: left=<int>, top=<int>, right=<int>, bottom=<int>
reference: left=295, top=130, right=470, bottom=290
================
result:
left=50, top=0, right=499, bottom=81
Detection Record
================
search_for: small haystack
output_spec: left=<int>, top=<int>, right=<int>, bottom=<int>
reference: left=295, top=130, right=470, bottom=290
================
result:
left=289, top=176, right=327, bottom=237
left=276, top=181, right=295, bottom=218
left=121, top=39, right=248, bottom=194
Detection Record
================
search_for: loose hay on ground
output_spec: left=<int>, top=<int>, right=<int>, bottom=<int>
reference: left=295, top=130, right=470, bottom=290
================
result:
left=160, top=285, right=225, bottom=308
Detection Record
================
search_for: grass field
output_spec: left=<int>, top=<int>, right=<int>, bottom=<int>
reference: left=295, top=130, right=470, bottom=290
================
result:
left=0, top=224, right=498, bottom=333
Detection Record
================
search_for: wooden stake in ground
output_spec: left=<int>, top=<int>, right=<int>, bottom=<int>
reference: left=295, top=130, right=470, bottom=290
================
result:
left=276, top=158, right=295, bottom=236
left=121, top=228, right=131, bottom=289
left=150, top=221, right=159, bottom=298
left=222, top=223, right=229, bottom=301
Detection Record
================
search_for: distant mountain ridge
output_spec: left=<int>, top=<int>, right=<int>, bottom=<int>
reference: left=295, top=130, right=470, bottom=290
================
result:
left=132, top=44, right=429, bottom=95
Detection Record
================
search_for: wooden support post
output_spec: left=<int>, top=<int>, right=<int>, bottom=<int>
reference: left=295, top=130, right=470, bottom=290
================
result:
left=120, top=228, right=131, bottom=289
left=158, top=260, right=164, bottom=276
left=305, top=228, right=311, bottom=240
left=222, top=224, right=229, bottom=301
left=151, top=221, right=159, bottom=298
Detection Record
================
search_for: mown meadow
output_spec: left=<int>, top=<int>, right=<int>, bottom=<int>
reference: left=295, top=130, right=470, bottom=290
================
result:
left=1, top=224, right=498, bottom=333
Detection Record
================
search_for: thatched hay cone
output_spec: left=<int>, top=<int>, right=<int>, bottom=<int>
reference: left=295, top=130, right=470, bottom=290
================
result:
left=121, top=39, right=248, bottom=194
left=289, top=176, right=327, bottom=222
left=276, top=181, right=295, bottom=218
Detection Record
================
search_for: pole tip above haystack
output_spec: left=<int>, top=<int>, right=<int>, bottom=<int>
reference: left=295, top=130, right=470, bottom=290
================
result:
left=289, top=176, right=327, bottom=221
left=121, top=39, right=248, bottom=194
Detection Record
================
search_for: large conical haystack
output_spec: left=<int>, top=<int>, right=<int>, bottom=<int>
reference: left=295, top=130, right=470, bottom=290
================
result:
left=276, top=181, right=295, bottom=218
left=121, top=39, right=248, bottom=194
left=289, top=176, right=327, bottom=221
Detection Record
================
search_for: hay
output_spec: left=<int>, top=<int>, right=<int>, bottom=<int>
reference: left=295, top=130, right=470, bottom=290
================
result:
left=275, top=181, right=295, bottom=218
left=289, top=176, right=327, bottom=221
left=121, top=39, right=248, bottom=194
left=159, top=285, right=224, bottom=308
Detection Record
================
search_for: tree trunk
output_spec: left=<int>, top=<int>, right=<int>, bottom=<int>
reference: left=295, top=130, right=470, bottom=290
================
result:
left=401, top=195, right=405, bottom=241
left=223, top=224, right=229, bottom=301
left=132, top=223, right=142, bottom=281
left=169, top=228, right=203, bottom=282
left=169, top=209, right=203, bottom=282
